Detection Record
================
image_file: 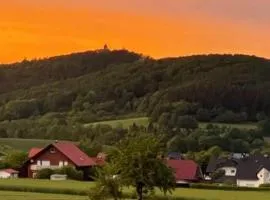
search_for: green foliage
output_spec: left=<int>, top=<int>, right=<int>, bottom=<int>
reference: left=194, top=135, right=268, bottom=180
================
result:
left=4, top=150, right=28, bottom=169
left=110, top=132, right=175, bottom=200
left=210, top=169, right=226, bottom=181
left=90, top=164, right=123, bottom=200
left=258, top=119, right=270, bottom=136
left=36, top=168, right=55, bottom=179
left=55, top=166, right=83, bottom=181
left=177, top=115, right=198, bottom=130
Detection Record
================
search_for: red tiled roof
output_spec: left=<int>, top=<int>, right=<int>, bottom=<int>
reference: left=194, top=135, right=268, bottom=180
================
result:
left=53, top=142, right=96, bottom=167
left=2, top=168, right=18, bottom=174
left=28, top=148, right=42, bottom=158
left=166, top=160, right=199, bottom=181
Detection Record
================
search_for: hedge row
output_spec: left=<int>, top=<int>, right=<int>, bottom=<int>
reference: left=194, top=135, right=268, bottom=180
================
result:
left=190, top=183, right=270, bottom=191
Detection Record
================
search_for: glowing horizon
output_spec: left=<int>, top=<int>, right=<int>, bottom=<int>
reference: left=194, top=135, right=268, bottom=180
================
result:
left=1, top=0, right=270, bottom=63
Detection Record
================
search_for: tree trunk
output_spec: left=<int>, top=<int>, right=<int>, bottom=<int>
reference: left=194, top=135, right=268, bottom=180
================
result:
left=136, top=183, right=143, bottom=200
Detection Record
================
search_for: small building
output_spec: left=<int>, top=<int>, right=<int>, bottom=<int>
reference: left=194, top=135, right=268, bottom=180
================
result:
left=236, top=154, right=270, bottom=187
left=166, top=160, right=203, bottom=185
left=20, top=141, right=97, bottom=180
left=0, top=169, right=19, bottom=179
left=206, top=156, right=239, bottom=183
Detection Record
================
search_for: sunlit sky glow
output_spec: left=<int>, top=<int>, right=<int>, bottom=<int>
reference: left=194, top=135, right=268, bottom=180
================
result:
left=1, top=0, right=270, bottom=63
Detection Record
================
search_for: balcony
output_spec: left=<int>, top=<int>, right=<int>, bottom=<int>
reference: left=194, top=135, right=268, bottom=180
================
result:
left=30, top=165, right=61, bottom=171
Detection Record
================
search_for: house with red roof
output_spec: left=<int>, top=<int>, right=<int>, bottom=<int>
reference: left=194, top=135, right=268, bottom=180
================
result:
left=166, top=159, right=203, bottom=184
left=20, top=141, right=97, bottom=180
left=0, top=168, right=19, bottom=179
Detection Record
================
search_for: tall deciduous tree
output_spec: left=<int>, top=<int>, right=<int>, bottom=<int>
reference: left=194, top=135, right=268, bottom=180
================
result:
left=110, top=132, right=175, bottom=200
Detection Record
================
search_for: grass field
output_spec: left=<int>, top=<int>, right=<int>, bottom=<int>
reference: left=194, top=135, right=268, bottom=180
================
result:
left=0, top=138, right=54, bottom=151
left=0, top=191, right=87, bottom=200
left=1, top=179, right=270, bottom=200
left=87, top=117, right=257, bottom=130
left=88, top=117, right=150, bottom=129
left=0, top=179, right=93, bottom=192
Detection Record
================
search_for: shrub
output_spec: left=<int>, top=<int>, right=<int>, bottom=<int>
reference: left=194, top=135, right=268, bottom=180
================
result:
left=260, top=183, right=270, bottom=188
left=196, top=108, right=211, bottom=122
left=36, top=168, right=54, bottom=179
left=55, top=166, right=83, bottom=180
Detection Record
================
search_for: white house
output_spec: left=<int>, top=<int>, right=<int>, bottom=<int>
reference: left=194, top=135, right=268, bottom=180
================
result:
left=235, top=155, right=270, bottom=188
left=237, top=167, right=270, bottom=187
left=0, top=169, right=19, bottom=179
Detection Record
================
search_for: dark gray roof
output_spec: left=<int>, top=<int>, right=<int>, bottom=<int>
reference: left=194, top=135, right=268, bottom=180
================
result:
left=206, top=156, right=239, bottom=173
left=236, top=155, right=270, bottom=180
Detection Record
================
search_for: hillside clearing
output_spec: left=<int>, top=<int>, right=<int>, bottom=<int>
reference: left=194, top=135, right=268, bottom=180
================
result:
left=86, top=117, right=257, bottom=130
left=0, top=138, right=54, bottom=151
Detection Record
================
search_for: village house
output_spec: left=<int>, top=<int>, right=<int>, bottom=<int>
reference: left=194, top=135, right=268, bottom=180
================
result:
left=20, top=141, right=97, bottom=180
left=167, top=159, right=203, bottom=185
left=206, top=154, right=270, bottom=187
left=0, top=168, right=19, bottom=179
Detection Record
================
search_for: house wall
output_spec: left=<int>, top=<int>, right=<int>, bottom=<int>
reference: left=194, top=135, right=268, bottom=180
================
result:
left=257, top=168, right=270, bottom=185
left=237, top=168, right=270, bottom=188
left=27, top=146, right=74, bottom=178
left=220, top=167, right=237, bottom=177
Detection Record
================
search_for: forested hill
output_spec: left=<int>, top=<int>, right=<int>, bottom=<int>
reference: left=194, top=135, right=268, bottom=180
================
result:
left=0, top=49, right=141, bottom=93
left=0, top=49, right=270, bottom=126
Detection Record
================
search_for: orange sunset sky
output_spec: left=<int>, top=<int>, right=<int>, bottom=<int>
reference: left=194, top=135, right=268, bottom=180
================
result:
left=1, top=0, right=270, bottom=63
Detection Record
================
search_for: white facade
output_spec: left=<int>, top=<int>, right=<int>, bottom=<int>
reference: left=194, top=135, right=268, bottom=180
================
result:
left=0, top=171, right=18, bottom=179
left=220, top=167, right=237, bottom=177
left=237, top=168, right=270, bottom=187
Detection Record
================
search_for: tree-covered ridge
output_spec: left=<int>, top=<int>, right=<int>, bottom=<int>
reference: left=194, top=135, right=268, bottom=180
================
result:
left=0, top=50, right=270, bottom=141
left=0, top=49, right=141, bottom=94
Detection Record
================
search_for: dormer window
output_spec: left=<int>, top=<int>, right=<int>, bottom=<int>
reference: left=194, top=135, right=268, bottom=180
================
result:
left=50, top=147, right=56, bottom=154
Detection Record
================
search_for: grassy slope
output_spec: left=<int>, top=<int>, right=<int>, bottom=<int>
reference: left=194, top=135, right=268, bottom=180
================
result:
left=0, top=138, right=54, bottom=151
left=87, top=117, right=257, bottom=130
left=1, top=179, right=270, bottom=200
left=0, top=191, right=87, bottom=200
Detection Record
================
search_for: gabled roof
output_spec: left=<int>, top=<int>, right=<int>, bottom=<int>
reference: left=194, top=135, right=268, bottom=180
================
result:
left=28, top=148, right=42, bottom=158
left=1, top=168, right=18, bottom=174
left=53, top=142, right=96, bottom=167
left=28, top=142, right=96, bottom=167
left=236, top=155, right=270, bottom=180
left=206, top=156, right=239, bottom=173
left=166, top=160, right=200, bottom=181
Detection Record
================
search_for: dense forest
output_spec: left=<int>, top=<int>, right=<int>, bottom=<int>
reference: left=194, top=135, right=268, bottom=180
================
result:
left=0, top=49, right=269, bottom=139
left=0, top=48, right=270, bottom=168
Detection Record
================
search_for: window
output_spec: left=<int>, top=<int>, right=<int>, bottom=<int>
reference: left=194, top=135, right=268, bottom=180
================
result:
left=42, top=161, right=50, bottom=166
left=64, top=161, right=68, bottom=166
left=50, top=147, right=56, bottom=153
left=37, top=160, right=41, bottom=166
left=231, top=170, right=235, bottom=173
left=59, top=161, right=63, bottom=167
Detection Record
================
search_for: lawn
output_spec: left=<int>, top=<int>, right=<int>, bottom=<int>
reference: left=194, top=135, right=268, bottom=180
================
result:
left=87, top=117, right=257, bottom=130
left=170, top=188, right=270, bottom=200
left=87, top=117, right=150, bottom=129
left=0, top=191, right=87, bottom=200
left=0, top=179, right=270, bottom=200
left=0, top=179, right=93, bottom=192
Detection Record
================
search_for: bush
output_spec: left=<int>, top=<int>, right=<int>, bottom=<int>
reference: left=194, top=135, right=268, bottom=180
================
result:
left=36, top=168, right=54, bottom=179
left=260, top=183, right=270, bottom=188
left=55, top=166, right=83, bottom=180
left=196, top=108, right=211, bottom=122
left=214, top=111, right=247, bottom=123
